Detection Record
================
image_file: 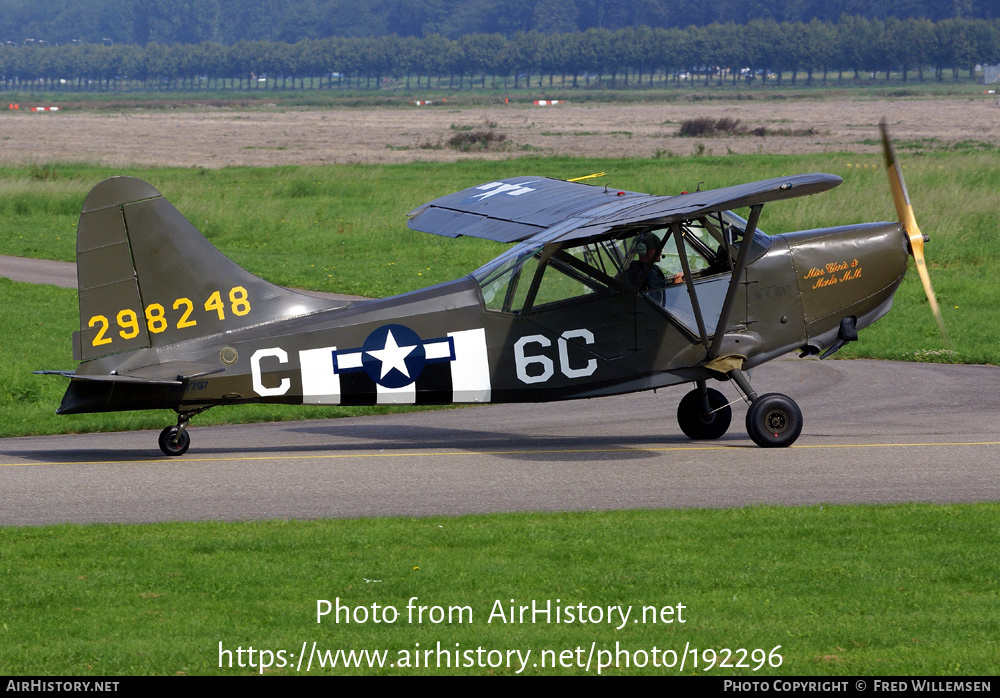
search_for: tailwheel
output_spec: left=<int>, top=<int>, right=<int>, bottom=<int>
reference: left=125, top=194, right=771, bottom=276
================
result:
left=677, top=387, right=732, bottom=440
left=157, top=406, right=210, bottom=456
left=158, top=425, right=191, bottom=457
left=745, top=393, right=802, bottom=448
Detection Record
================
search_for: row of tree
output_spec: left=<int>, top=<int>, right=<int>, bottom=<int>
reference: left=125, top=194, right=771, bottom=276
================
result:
left=2, top=17, right=998, bottom=91
left=1, top=0, right=997, bottom=46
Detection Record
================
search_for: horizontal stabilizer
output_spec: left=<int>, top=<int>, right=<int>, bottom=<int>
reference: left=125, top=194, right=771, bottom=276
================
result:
left=36, top=362, right=225, bottom=385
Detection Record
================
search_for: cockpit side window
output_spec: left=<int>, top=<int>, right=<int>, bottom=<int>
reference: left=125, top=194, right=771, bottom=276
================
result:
left=475, top=244, right=541, bottom=312
left=638, top=212, right=769, bottom=287
left=672, top=219, right=731, bottom=277
left=473, top=235, right=639, bottom=314
left=626, top=220, right=729, bottom=293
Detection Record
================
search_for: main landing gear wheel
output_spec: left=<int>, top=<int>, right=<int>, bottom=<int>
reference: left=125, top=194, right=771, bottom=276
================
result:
left=745, top=393, right=802, bottom=448
left=158, top=425, right=191, bottom=457
left=677, top=387, right=732, bottom=440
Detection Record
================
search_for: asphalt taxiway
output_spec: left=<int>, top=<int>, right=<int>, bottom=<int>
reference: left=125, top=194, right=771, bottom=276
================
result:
left=2, top=358, right=998, bottom=526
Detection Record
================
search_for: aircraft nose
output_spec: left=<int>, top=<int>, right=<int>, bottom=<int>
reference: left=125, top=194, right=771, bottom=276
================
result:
left=786, top=222, right=909, bottom=329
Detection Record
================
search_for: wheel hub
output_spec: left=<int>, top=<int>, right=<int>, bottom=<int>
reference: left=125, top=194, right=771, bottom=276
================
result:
left=765, top=410, right=787, bottom=433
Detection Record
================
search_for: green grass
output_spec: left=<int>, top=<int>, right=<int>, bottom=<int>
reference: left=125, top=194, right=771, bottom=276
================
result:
left=0, top=151, right=998, bottom=436
left=0, top=503, right=996, bottom=675
left=856, top=137, right=997, bottom=153
left=1, top=152, right=996, bottom=296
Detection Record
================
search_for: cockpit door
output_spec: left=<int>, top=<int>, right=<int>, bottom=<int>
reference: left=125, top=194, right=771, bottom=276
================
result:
left=635, top=215, right=757, bottom=343
left=644, top=276, right=733, bottom=338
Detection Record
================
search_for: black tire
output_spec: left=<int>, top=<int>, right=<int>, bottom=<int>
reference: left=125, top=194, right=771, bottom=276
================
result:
left=677, top=387, right=732, bottom=440
left=158, top=425, right=191, bottom=457
left=745, top=393, right=802, bottom=448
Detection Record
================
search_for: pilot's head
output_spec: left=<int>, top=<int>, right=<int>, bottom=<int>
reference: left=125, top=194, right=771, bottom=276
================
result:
left=637, top=233, right=661, bottom=261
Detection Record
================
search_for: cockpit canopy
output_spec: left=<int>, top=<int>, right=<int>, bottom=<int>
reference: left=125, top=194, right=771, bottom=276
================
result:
left=473, top=210, right=769, bottom=315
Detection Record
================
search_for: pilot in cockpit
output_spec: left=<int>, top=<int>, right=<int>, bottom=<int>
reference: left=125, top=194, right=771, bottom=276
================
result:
left=627, top=232, right=684, bottom=291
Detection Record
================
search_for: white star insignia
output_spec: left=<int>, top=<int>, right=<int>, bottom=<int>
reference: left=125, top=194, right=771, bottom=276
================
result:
left=470, top=181, right=539, bottom=200
left=366, top=329, right=417, bottom=379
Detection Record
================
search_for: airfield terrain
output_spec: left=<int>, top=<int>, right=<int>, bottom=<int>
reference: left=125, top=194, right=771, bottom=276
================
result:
left=1, top=94, right=997, bottom=677
left=1, top=96, right=998, bottom=167
left=1, top=93, right=999, bottom=523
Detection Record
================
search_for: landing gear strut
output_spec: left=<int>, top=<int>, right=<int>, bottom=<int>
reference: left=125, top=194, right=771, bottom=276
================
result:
left=675, top=371, right=803, bottom=448
left=158, top=407, right=212, bottom=456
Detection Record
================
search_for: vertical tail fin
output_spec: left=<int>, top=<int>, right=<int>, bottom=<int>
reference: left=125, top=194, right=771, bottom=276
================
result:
left=75, top=176, right=333, bottom=362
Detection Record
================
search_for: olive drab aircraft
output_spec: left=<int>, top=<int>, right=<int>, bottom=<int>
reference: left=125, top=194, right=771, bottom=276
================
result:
left=38, top=123, right=944, bottom=455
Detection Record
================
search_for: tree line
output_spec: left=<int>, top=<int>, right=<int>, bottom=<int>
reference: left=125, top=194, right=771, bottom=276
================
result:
left=2, top=17, right=998, bottom=92
left=0, top=0, right=996, bottom=46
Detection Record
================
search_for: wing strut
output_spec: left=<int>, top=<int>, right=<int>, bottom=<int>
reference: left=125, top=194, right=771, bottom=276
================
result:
left=671, top=222, right=710, bottom=350
left=708, top=204, right=763, bottom=360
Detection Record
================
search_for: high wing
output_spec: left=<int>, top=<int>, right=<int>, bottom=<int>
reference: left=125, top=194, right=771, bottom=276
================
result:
left=408, top=173, right=842, bottom=244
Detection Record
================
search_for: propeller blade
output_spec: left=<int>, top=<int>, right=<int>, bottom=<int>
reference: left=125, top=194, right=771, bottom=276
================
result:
left=880, top=120, right=951, bottom=347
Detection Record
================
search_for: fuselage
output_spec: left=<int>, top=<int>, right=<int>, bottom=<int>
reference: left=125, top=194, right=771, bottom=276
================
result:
left=58, top=219, right=909, bottom=415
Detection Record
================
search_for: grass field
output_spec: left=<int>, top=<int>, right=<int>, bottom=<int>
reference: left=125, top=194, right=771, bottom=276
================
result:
left=1, top=503, right=997, bottom=675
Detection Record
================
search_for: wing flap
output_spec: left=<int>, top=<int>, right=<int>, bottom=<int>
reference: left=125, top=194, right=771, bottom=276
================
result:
left=408, top=206, right=544, bottom=243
